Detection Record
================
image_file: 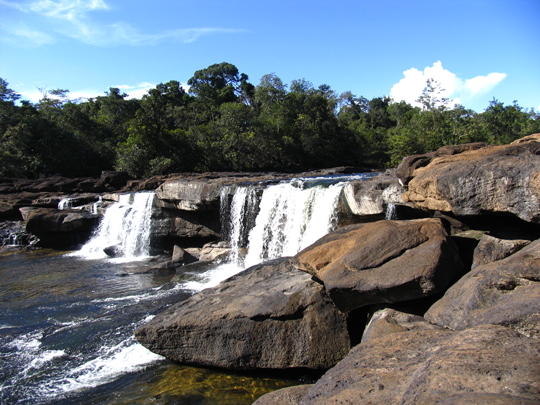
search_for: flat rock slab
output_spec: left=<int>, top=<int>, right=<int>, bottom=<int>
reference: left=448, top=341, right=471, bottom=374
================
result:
left=425, top=239, right=540, bottom=338
left=292, top=218, right=463, bottom=312
left=400, top=134, right=540, bottom=222
left=300, top=324, right=540, bottom=404
left=135, top=258, right=351, bottom=371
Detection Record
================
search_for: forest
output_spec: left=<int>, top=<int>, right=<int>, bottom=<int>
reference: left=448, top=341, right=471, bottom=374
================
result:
left=1, top=62, right=539, bottom=179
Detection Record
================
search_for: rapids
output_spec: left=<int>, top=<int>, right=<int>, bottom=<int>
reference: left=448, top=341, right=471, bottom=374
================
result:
left=1, top=173, right=376, bottom=404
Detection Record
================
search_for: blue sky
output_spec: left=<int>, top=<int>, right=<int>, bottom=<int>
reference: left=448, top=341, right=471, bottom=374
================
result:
left=1, top=0, right=539, bottom=113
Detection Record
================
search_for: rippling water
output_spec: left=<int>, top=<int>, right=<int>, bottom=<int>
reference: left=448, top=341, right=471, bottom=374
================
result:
left=0, top=249, right=301, bottom=404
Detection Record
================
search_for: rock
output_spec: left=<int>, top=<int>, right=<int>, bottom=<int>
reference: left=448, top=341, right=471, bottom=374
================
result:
left=400, top=135, right=540, bottom=222
left=396, top=143, right=487, bottom=186
left=253, top=385, right=313, bottom=405
left=425, top=239, right=540, bottom=338
left=152, top=209, right=220, bottom=239
left=103, top=245, right=122, bottom=258
left=135, top=258, right=351, bottom=371
left=342, top=169, right=408, bottom=217
left=472, top=234, right=531, bottom=269
left=169, top=245, right=198, bottom=265
left=300, top=324, right=540, bottom=404
left=25, top=208, right=100, bottom=234
left=361, top=308, right=443, bottom=343
left=292, top=218, right=463, bottom=312
left=95, top=171, right=130, bottom=189
left=199, top=241, right=231, bottom=262
left=172, top=245, right=185, bottom=262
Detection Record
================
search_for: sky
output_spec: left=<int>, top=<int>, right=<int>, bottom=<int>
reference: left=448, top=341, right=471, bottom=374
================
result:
left=1, top=0, right=539, bottom=113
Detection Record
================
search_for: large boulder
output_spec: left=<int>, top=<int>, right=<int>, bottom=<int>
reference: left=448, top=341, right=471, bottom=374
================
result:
left=400, top=134, right=540, bottom=222
left=342, top=169, right=407, bottom=217
left=25, top=208, right=100, bottom=234
left=292, top=218, right=463, bottom=312
left=135, top=258, right=351, bottom=371
left=299, top=324, right=540, bottom=404
left=425, top=239, right=540, bottom=338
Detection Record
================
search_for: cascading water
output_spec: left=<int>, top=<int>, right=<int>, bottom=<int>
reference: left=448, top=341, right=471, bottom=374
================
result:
left=75, top=192, right=155, bottom=260
left=218, top=173, right=377, bottom=270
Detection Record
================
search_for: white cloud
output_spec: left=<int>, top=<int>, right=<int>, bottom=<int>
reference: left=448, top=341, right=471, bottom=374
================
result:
left=0, top=21, right=55, bottom=46
left=1, top=0, right=245, bottom=47
left=390, top=61, right=506, bottom=108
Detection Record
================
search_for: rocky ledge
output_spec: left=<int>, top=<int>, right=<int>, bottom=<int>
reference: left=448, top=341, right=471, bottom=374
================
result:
left=134, top=134, right=540, bottom=404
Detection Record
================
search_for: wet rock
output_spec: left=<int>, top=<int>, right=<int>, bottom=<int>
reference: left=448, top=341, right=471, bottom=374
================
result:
left=103, top=245, right=122, bottom=258
left=292, top=218, right=463, bottom=312
left=425, top=239, right=540, bottom=338
left=400, top=134, right=540, bottom=222
left=25, top=208, right=100, bottom=234
left=300, top=324, right=540, bottom=404
left=135, top=258, right=351, bottom=371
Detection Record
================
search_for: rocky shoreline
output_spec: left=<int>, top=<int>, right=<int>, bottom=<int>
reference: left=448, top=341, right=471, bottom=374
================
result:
left=2, top=134, right=540, bottom=403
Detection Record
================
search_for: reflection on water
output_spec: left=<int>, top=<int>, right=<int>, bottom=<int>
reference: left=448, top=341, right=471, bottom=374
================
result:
left=0, top=249, right=301, bottom=404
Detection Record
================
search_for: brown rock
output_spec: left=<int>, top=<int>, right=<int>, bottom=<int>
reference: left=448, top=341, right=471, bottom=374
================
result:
left=301, top=324, right=540, bottom=404
left=361, top=308, right=443, bottom=343
left=253, top=385, right=313, bottom=405
left=292, top=218, right=463, bottom=312
left=135, top=258, right=351, bottom=371
left=400, top=135, right=540, bottom=222
left=425, top=239, right=540, bottom=338
left=472, top=234, right=531, bottom=269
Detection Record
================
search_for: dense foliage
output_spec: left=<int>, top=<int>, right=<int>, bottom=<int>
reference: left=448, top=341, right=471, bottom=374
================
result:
left=1, top=64, right=539, bottom=178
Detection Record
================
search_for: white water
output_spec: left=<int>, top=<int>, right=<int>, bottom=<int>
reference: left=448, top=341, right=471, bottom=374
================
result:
left=74, top=192, right=155, bottom=260
left=218, top=174, right=375, bottom=270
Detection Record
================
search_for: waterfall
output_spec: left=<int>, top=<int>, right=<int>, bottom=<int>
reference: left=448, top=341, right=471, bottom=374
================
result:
left=385, top=203, right=397, bottom=220
left=221, top=174, right=375, bottom=269
left=75, top=192, right=155, bottom=260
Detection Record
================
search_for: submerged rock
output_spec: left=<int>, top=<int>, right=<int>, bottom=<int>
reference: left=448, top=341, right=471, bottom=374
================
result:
left=292, top=218, right=463, bottom=312
left=425, top=238, right=540, bottom=338
left=135, top=258, right=351, bottom=371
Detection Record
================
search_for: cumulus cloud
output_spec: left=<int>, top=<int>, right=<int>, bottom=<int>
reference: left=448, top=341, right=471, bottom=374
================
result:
left=0, top=0, right=245, bottom=47
left=390, top=61, right=506, bottom=108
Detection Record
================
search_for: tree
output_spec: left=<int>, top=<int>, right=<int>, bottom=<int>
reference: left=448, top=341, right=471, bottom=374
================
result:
left=0, top=78, right=21, bottom=102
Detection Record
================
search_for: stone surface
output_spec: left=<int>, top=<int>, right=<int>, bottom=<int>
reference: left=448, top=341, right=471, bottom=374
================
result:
left=425, top=239, right=540, bottom=338
left=253, top=384, right=313, bottom=405
left=361, top=308, right=443, bottom=343
left=342, top=169, right=407, bottom=216
left=292, top=218, right=463, bottom=312
left=198, top=241, right=231, bottom=262
left=300, top=324, right=540, bottom=404
left=472, top=234, right=531, bottom=269
left=400, top=135, right=540, bottom=222
left=25, top=208, right=100, bottom=234
left=135, top=258, right=351, bottom=371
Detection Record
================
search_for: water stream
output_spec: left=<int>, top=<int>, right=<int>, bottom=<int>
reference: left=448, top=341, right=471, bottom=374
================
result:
left=1, top=173, right=376, bottom=404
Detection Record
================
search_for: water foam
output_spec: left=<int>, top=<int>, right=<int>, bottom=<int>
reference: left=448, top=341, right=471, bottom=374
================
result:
left=74, top=192, right=155, bottom=260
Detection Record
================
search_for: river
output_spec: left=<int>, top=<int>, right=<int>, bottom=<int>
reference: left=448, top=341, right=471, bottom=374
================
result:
left=0, top=173, right=376, bottom=404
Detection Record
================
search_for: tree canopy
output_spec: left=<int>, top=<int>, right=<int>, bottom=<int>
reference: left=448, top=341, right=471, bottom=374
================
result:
left=1, top=66, right=538, bottom=179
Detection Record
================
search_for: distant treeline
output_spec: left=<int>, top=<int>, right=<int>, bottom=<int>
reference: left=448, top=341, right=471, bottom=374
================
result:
left=1, top=63, right=539, bottom=178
